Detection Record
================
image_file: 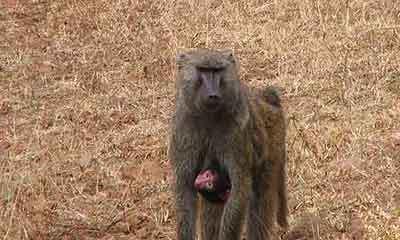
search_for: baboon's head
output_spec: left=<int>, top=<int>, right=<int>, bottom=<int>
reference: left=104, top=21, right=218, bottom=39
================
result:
left=194, top=168, right=231, bottom=203
left=176, top=49, right=240, bottom=115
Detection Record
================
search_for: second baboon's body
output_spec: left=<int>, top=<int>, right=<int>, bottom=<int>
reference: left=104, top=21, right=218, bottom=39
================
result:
left=169, top=49, right=288, bottom=240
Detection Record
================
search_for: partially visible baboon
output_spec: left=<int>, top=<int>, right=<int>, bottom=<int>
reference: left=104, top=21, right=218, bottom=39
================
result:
left=168, top=49, right=288, bottom=240
left=195, top=161, right=231, bottom=203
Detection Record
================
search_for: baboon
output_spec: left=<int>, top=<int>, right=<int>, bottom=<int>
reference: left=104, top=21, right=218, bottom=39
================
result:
left=168, top=49, right=288, bottom=240
left=195, top=161, right=231, bottom=203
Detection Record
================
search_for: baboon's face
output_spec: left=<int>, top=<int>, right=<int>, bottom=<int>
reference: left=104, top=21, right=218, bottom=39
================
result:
left=194, top=168, right=231, bottom=203
left=194, top=169, right=217, bottom=192
left=196, top=67, right=225, bottom=112
left=176, top=49, right=240, bottom=114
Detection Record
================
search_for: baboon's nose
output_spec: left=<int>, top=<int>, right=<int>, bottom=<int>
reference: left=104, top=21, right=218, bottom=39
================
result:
left=208, top=94, right=221, bottom=100
left=206, top=94, right=221, bottom=105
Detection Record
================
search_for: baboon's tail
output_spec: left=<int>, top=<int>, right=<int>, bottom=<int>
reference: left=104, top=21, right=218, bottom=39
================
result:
left=262, top=86, right=281, bottom=107
left=277, top=167, right=289, bottom=228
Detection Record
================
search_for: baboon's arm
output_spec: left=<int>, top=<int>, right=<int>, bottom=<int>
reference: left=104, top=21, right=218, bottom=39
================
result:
left=175, top=176, right=197, bottom=240
left=169, top=129, right=199, bottom=240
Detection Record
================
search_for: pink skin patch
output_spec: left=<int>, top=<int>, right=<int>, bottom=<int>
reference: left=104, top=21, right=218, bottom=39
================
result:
left=194, top=169, right=216, bottom=191
left=194, top=169, right=231, bottom=202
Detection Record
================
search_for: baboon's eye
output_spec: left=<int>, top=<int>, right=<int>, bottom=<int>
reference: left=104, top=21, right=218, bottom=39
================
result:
left=196, top=70, right=204, bottom=85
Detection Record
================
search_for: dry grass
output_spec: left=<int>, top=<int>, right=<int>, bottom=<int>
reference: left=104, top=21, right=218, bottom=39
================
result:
left=0, top=0, right=399, bottom=239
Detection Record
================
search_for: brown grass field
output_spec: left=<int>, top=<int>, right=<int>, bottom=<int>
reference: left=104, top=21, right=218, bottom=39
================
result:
left=0, top=0, right=399, bottom=239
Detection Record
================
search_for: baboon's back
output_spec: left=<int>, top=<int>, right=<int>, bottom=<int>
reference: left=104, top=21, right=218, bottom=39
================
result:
left=248, top=86, right=286, bottom=161
left=248, top=85, right=288, bottom=228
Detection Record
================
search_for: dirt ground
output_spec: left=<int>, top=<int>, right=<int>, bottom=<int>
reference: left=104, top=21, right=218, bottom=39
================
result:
left=0, top=1, right=399, bottom=239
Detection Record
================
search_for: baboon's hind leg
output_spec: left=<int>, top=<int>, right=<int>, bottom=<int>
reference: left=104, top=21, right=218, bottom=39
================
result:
left=277, top=163, right=288, bottom=229
left=247, top=173, right=278, bottom=240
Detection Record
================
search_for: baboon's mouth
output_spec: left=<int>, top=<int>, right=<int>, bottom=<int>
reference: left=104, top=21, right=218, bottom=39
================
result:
left=203, top=102, right=223, bottom=112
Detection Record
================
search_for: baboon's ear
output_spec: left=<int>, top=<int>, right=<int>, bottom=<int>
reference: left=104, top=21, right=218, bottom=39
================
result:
left=176, top=48, right=193, bottom=64
left=176, top=51, right=188, bottom=70
left=220, top=49, right=235, bottom=63
left=176, top=51, right=187, bottom=64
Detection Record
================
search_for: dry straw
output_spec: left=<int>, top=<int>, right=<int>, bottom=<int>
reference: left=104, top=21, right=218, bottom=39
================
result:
left=0, top=0, right=399, bottom=239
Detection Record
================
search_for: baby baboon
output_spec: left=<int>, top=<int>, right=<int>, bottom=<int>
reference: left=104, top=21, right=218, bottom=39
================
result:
left=195, top=162, right=231, bottom=203
left=168, top=49, right=288, bottom=240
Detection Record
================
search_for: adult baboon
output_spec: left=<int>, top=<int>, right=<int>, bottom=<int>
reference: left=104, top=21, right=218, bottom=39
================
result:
left=168, top=49, right=288, bottom=240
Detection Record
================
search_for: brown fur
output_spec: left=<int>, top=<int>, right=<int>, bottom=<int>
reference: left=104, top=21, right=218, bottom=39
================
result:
left=169, top=49, right=288, bottom=240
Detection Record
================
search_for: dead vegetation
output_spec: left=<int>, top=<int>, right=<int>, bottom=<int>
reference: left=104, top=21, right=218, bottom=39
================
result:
left=0, top=0, right=399, bottom=239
